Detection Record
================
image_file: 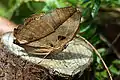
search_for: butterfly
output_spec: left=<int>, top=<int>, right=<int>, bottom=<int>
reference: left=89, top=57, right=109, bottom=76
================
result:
left=13, top=7, right=81, bottom=55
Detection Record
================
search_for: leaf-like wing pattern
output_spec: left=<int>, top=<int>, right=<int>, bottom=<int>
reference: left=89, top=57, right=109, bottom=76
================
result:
left=14, top=7, right=77, bottom=44
left=14, top=7, right=81, bottom=54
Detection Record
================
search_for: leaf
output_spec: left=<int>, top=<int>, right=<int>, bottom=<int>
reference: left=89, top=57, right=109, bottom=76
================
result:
left=27, top=1, right=46, bottom=13
left=67, top=0, right=78, bottom=6
left=91, top=0, right=100, bottom=18
left=11, top=1, right=46, bottom=24
left=82, top=3, right=91, bottom=17
left=109, top=65, right=120, bottom=75
left=14, top=7, right=81, bottom=54
left=112, top=60, right=120, bottom=64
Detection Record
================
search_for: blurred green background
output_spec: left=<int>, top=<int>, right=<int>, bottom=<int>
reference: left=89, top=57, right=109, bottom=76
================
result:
left=0, top=0, right=120, bottom=80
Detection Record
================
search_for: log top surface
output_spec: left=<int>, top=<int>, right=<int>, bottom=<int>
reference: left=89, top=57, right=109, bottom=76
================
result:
left=1, top=32, right=93, bottom=76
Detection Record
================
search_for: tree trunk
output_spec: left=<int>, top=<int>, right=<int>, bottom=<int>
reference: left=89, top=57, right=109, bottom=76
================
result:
left=0, top=32, right=93, bottom=80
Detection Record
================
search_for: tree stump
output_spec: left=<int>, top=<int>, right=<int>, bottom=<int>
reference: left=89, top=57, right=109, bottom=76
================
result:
left=0, top=32, right=93, bottom=80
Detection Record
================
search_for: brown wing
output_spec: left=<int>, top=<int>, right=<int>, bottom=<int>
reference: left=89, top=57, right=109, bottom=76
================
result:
left=14, top=7, right=77, bottom=44
left=22, top=10, right=81, bottom=54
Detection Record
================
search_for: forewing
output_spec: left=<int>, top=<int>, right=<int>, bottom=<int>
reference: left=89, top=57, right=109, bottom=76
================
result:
left=14, top=7, right=77, bottom=44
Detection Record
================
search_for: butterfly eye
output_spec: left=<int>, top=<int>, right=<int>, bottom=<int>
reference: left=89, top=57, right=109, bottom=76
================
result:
left=58, top=36, right=66, bottom=40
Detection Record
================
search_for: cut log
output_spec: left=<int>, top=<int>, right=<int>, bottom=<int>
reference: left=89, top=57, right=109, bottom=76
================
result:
left=0, top=32, right=93, bottom=80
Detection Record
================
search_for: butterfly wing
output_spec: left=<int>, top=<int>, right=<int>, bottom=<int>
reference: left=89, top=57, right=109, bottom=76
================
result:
left=22, top=11, right=81, bottom=55
left=14, top=7, right=77, bottom=44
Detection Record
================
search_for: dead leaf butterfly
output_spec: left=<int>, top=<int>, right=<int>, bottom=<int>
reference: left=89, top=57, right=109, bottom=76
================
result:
left=14, top=7, right=81, bottom=55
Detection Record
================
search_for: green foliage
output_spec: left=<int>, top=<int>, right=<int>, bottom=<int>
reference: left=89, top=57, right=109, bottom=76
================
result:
left=0, top=0, right=120, bottom=79
left=11, top=1, right=46, bottom=24
left=0, top=0, right=46, bottom=23
left=101, top=0, right=120, bottom=7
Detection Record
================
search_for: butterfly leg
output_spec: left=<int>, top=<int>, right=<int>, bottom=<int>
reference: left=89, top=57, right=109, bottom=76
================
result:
left=38, top=46, right=63, bottom=64
left=37, top=48, right=54, bottom=64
